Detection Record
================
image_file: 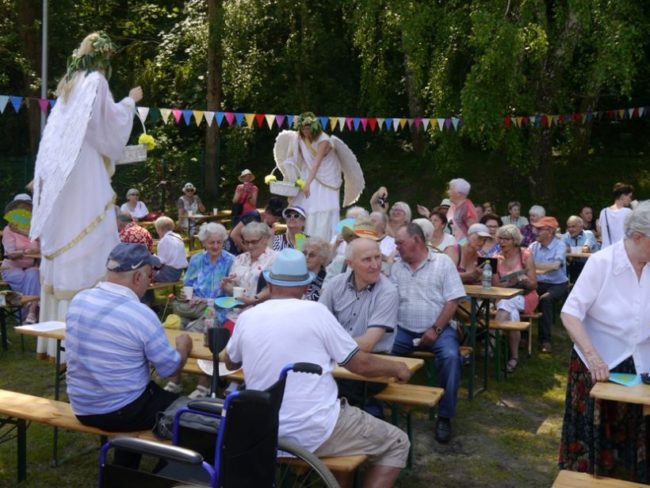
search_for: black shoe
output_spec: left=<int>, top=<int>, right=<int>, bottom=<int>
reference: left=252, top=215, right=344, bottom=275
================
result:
left=435, top=417, right=452, bottom=444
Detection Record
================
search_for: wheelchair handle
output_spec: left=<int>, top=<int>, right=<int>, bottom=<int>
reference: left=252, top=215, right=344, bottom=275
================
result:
left=289, top=362, right=322, bottom=375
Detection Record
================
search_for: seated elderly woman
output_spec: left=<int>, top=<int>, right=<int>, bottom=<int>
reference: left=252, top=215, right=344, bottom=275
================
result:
left=272, top=205, right=307, bottom=251
left=501, top=201, right=528, bottom=228
left=429, top=207, right=459, bottom=265
left=222, top=221, right=276, bottom=305
left=153, top=216, right=188, bottom=283
left=520, top=204, right=545, bottom=247
left=226, top=197, right=284, bottom=255
left=493, top=224, right=538, bottom=373
left=302, top=237, right=332, bottom=301
left=1, top=194, right=40, bottom=323
left=479, top=213, right=503, bottom=257
left=119, top=188, right=149, bottom=221
left=169, top=222, right=234, bottom=399
left=458, top=223, right=493, bottom=284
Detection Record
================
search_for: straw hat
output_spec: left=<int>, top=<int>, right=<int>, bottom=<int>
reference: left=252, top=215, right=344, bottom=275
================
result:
left=341, top=220, right=380, bottom=243
left=238, top=169, right=255, bottom=182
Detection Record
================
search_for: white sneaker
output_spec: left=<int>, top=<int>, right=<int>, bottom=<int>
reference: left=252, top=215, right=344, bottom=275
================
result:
left=188, top=385, right=210, bottom=399
left=163, top=381, right=183, bottom=394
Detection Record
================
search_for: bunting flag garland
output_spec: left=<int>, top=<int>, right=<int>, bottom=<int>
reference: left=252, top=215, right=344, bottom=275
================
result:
left=1, top=92, right=649, bottom=134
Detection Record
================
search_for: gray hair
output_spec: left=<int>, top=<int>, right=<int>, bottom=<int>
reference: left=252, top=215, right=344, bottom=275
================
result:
left=566, top=215, right=583, bottom=226
left=154, top=216, right=175, bottom=232
left=198, top=222, right=227, bottom=242
left=370, top=211, right=388, bottom=224
left=241, top=221, right=272, bottom=240
left=496, top=224, right=523, bottom=246
left=304, top=237, right=332, bottom=266
left=449, top=178, right=471, bottom=196
left=529, top=205, right=546, bottom=217
left=391, top=201, right=412, bottom=222
left=625, top=200, right=650, bottom=237
left=412, top=218, right=434, bottom=243
left=117, top=212, right=133, bottom=224
left=345, top=206, right=370, bottom=220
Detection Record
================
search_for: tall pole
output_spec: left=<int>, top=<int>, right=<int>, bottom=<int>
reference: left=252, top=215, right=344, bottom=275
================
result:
left=40, top=0, right=48, bottom=134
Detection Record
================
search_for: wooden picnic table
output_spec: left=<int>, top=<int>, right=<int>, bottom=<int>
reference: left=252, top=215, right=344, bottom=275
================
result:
left=566, top=251, right=592, bottom=259
left=1, top=295, right=39, bottom=351
left=590, top=381, right=650, bottom=416
left=463, top=285, right=523, bottom=399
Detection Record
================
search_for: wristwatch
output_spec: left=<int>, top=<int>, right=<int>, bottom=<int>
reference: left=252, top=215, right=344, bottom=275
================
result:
left=433, top=326, right=443, bottom=335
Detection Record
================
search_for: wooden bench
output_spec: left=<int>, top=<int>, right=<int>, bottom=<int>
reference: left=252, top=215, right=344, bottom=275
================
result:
left=148, top=280, right=183, bottom=291
left=553, top=469, right=650, bottom=487
left=487, top=320, right=531, bottom=380
left=408, top=346, right=474, bottom=401
left=0, top=388, right=365, bottom=482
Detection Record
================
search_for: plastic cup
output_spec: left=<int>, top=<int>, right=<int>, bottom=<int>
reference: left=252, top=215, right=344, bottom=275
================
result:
left=182, top=286, right=194, bottom=300
left=213, top=208, right=219, bottom=216
left=233, top=287, right=245, bottom=300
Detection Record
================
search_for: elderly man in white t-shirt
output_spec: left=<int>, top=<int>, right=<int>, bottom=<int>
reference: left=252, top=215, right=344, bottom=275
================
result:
left=225, top=248, right=411, bottom=488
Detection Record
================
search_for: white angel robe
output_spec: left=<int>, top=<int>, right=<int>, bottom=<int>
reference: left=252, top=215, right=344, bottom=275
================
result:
left=30, top=71, right=135, bottom=358
left=274, top=130, right=364, bottom=241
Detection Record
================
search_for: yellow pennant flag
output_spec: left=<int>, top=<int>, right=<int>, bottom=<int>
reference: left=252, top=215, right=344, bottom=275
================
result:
left=329, top=117, right=338, bottom=131
left=160, top=108, right=172, bottom=124
left=617, top=109, right=625, bottom=119
left=244, top=113, right=255, bottom=128
left=399, top=118, right=408, bottom=129
left=193, top=111, right=204, bottom=126
left=265, top=114, right=276, bottom=129
left=514, top=117, right=522, bottom=127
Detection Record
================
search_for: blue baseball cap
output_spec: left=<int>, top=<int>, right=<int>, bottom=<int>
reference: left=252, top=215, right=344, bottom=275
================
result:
left=106, top=243, right=161, bottom=272
left=263, top=249, right=315, bottom=287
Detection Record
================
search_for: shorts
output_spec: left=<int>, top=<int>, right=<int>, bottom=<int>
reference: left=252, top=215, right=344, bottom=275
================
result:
left=314, top=399, right=410, bottom=468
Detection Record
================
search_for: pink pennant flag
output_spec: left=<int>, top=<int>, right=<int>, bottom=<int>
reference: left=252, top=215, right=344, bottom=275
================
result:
left=172, top=109, right=182, bottom=124
left=360, top=118, right=368, bottom=131
left=38, top=98, right=49, bottom=113
left=225, top=112, right=235, bottom=126
left=345, top=117, right=353, bottom=131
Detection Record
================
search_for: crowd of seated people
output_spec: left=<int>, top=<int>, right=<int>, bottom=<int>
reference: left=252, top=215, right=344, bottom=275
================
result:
left=4, top=174, right=640, bottom=486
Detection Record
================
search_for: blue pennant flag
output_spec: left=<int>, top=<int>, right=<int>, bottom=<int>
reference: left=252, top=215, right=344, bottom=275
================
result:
left=234, top=113, right=244, bottom=126
left=384, top=118, right=393, bottom=131
left=287, top=115, right=295, bottom=128
left=9, top=96, right=23, bottom=113
left=318, top=116, right=329, bottom=130
left=182, top=109, right=192, bottom=125
left=216, top=112, right=225, bottom=126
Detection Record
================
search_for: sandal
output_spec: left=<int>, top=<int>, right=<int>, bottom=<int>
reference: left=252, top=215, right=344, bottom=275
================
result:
left=163, top=381, right=183, bottom=394
left=506, top=358, right=518, bottom=374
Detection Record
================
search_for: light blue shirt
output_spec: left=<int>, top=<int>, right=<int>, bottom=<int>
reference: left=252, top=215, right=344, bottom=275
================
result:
left=184, top=250, right=234, bottom=299
left=529, top=237, right=568, bottom=284
left=66, top=282, right=180, bottom=415
left=561, top=230, right=599, bottom=253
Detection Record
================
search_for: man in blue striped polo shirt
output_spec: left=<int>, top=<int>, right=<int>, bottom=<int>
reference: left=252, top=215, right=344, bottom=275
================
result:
left=66, top=243, right=193, bottom=433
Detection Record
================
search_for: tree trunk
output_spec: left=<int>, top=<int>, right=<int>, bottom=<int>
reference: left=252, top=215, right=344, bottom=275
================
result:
left=205, top=0, right=224, bottom=200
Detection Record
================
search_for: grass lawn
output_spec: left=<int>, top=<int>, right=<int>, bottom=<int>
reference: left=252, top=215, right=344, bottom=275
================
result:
left=0, top=315, right=571, bottom=487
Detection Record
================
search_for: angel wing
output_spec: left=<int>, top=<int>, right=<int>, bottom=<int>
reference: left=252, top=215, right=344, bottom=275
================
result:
left=272, top=130, right=300, bottom=181
left=30, top=73, right=100, bottom=239
left=331, top=135, right=365, bottom=207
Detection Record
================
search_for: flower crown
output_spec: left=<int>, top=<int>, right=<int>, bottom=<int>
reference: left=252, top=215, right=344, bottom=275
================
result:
left=64, top=32, right=116, bottom=82
left=293, top=112, right=322, bottom=133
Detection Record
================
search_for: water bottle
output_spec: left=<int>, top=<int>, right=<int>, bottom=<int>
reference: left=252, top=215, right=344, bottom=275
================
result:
left=482, top=261, right=492, bottom=289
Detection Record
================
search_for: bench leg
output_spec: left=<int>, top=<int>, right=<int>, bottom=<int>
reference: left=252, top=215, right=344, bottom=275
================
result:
left=0, top=309, right=7, bottom=351
left=17, top=419, right=26, bottom=482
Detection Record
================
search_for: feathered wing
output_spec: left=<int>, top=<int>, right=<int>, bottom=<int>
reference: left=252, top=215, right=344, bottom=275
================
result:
left=331, top=135, right=365, bottom=207
left=30, top=73, right=99, bottom=240
left=272, top=130, right=300, bottom=181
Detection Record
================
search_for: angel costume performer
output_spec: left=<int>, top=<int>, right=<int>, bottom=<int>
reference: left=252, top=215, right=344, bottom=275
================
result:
left=30, top=33, right=138, bottom=358
left=273, top=113, right=364, bottom=241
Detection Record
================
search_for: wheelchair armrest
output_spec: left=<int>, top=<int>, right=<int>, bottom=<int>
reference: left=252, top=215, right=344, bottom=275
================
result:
left=107, top=437, right=205, bottom=465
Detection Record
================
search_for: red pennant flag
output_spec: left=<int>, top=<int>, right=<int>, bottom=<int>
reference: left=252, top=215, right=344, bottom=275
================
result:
left=255, top=113, right=265, bottom=128
left=368, top=118, right=377, bottom=131
left=558, top=114, right=565, bottom=124
left=504, top=116, right=511, bottom=128
left=521, top=116, right=529, bottom=126
left=633, top=107, right=639, bottom=118
left=540, top=115, right=548, bottom=128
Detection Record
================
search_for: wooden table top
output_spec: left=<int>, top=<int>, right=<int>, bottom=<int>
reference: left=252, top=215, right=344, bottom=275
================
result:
left=590, top=381, right=650, bottom=411
left=566, top=252, right=592, bottom=259
left=17, top=325, right=423, bottom=383
left=463, top=284, right=523, bottom=300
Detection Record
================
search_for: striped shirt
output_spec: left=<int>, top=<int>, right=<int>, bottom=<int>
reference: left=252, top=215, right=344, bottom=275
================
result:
left=66, top=282, right=180, bottom=415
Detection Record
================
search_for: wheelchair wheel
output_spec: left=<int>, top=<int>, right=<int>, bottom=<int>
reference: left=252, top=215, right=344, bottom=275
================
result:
left=276, top=438, right=339, bottom=488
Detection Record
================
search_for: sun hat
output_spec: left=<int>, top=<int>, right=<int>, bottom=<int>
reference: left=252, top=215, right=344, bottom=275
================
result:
left=335, top=218, right=356, bottom=235
left=341, top=220, right=379, bottom=242
left=467, top=223, right=492, bottom=238
left=263, top=249, right=315, bottom=287
left=238, top=169, right=255, bottom=182
left=183, top=182, right=196, bottom=192
left=126, top=188, right=139, bottom=197
left=4, top=194, right=33, bottom=215
left=106, top=243, right=161, bottom=272
left=440, top=198, right=452, bottom=208
left=532, top=216, right=559, bottom=229
left=282, top=205, right=307, bottom=220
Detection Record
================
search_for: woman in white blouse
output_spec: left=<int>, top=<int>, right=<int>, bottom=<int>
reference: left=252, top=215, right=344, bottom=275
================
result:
left=559, top=200, right=650, bottom=481
left=597, top=182, right=633, bottom=248
left=120, top=188, right=149, bottom=220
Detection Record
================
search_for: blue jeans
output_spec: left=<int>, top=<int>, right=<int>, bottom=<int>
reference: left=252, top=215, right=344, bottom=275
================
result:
left=391, top=325, right=461, bottom=419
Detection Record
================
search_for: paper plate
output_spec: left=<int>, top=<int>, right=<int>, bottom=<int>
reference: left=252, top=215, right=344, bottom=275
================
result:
left=197, top=359, right=240, bottom=377
left=214, top=297, right=243, bottom=309
left=335, top=218, right=355, bottom=234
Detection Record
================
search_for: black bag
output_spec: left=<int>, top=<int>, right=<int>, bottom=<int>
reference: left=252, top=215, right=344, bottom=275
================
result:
left=153, top=396, right=221, bottom=440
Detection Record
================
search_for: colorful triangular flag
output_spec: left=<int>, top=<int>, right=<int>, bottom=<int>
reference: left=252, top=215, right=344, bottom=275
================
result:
left=204, top=111, right=214, bottom=127
left=160, top=108, right=172, bottom=124
left=9, top=96, right=22, bottom=113
left=137, top=107, right=149, bottom=123
left=265, top=114, right=275, bottom=129
left=193, top=110, right=204, bottom=126
left=244, top=113, right=255, bottom=128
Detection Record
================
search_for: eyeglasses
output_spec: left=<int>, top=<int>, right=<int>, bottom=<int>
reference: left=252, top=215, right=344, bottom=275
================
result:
left=285, top=213, right=302, bottom=220
left=242, top=237, right=263, bottom=246
left=486, top=224, right=499, bottom=229
left=303, top=251, right=318, bottom=258
left=185, top=189, right=195, bottom=193
left=497, top=236, right=513, bottom=241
